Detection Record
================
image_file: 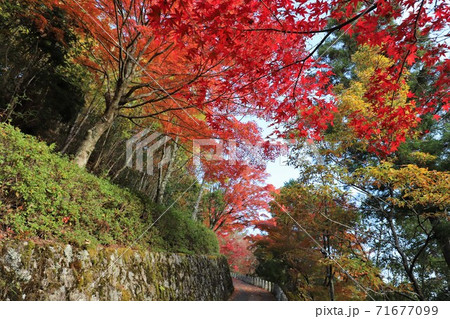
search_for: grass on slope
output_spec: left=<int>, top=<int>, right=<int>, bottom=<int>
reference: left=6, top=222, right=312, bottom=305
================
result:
left=0, top=123, right=218, bottom=254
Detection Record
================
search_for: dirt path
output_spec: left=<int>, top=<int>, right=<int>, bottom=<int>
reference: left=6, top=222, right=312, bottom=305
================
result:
left=228, top=278, right=276, bottom=301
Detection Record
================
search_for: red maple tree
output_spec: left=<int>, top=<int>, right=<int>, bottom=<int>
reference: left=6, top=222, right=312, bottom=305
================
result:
left=26, top=0, right=448, bottom=166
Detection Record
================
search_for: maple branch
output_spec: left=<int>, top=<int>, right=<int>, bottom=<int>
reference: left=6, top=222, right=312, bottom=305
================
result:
left=119, top=90, right=160, bottom=105
left=259, top=0, right=285, bottom=29
left=212, top=208, right=236, bottom=232
left=139, top=116, right=211, bottom=140
left=121, top=83, right=153, bottom=100
left=237, top=2, right=379, bottom=98
left=396, top=0, right=426, bottom=83
left=119, top=105, right=196, bottom=119
left=409, top=224, right=432, bottom=272
left=292, top=32, right=332, bottom=99
left=113, top=0, right=124, bottom=73
left=243, top=3, right=377, bottom=35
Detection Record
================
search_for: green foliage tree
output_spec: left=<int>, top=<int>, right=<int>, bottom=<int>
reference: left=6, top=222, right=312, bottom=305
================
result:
left=284, top=43, right=450, bottom=300
left=254, top=178, right=383, bottom=300
left=0, top=1, right=86, bottom=142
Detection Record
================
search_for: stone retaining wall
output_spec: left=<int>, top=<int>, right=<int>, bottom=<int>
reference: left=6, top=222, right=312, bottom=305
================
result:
left=0, top=241, right=233, bottom=300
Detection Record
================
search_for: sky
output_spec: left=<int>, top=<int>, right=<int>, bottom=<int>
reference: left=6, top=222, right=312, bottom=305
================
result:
left=253, top=118, right=299, bottom=189
left=265, top=156, right=299, bottom=188
left=253, top=34, right=324, bottom=189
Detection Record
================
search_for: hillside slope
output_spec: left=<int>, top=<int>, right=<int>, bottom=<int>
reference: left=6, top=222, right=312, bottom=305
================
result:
left=0, top=123, right=218, bottom=254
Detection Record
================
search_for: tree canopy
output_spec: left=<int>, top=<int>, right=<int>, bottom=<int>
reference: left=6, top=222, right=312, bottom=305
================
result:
left=0, top=0, right=448, bottom=301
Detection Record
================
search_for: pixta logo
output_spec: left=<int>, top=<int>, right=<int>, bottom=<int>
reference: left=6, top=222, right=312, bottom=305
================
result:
left=126, top=129, right=172, bottom=175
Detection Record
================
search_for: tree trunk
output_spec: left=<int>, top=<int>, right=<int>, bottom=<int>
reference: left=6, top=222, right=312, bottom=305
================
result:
left=386, top=214, right=425, bottom=300
left=73, top=105, right=116, bottom=168
left=328, top=264, right=335, bottom=301
left=192, top=180, right=205, bottom=221
left=323, top=233, right=335, bottom=301
left=429, top=217, right=450, bottom=269
left=156, top=137, right=179, bottom=204
left=60, top=91, right=98, bottom=154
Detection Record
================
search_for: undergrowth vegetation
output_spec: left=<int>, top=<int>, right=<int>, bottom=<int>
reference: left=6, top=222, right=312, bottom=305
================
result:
left=0, top=123, right=218, bottom=254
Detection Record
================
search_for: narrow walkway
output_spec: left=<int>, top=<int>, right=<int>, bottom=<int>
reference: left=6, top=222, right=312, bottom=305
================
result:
left=228, top=278, right=276, bottom=301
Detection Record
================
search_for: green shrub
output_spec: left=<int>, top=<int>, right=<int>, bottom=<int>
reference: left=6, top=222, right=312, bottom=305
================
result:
left=150, top=203, right=219, bottom=255
left=0, top=123, right=219, bottom=255
left=0, top=123, right=152, bottom=246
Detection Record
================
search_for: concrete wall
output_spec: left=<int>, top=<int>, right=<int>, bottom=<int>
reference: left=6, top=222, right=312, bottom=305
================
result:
left=0, top=241, right=233, bottom=300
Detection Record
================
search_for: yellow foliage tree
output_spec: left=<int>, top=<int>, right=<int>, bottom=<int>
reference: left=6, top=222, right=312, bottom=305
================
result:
left=330, top=45, right=417, bottom=155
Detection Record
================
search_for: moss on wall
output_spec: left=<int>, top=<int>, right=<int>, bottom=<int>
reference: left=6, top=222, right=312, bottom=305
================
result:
left=0, top=241, right=233, bottom=300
